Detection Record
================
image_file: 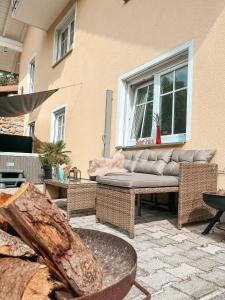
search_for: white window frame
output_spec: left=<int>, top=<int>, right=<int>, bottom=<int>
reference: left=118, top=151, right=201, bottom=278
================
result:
left=50, top=106, right=66, bottom=143
left=28, top=56, right=35, bottom=93
left=129, top=80, right=154, bottom=143
left=27, top=121, right=35, bottom=139
left=53, top=4, right=76, bottom=64
left=116, top=41, right=194, bottom=147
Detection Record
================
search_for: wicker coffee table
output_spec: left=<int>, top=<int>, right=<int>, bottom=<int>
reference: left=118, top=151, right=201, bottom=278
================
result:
left=43, top=179, right=97, bottom=219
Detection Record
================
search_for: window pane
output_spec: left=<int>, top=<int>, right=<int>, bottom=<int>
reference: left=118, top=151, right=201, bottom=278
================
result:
left=54, top=110, right=65, bottom=142
left=160, top=71, right=173, bottom=94
left=131, top=105, right=145, bottom=139
left=136, top=86, right=148, bottom=105
left=61, top=28, right=68, bottom=57
left=29, top=60, right=35, bottom=93
left=70, top=21, right=74, bottom=48
left=142, top=102, right=153, bottom=138
left=161, top=94, right=173, bottom=135
left=174, top=89, right=187, bottom=134
left=147, top=84, right=154, bottom=102
left=175, top=66, right=188, bottom=89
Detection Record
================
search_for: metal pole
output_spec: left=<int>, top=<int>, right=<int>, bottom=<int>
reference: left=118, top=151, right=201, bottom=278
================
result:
left=102, top=90, right=113, bottom=158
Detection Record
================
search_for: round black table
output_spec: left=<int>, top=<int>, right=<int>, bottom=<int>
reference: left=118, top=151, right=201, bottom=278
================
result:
left=202, top=192, right=225, bottom=235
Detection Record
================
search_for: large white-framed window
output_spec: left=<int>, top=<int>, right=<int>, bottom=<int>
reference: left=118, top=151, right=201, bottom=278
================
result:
left=51, top=107, right=66, bottom=143
left=53, top=4, right=76, bottom=64
left=116, top=41, right=193, bottom=147
left=28, top=57, right=35, bottom=93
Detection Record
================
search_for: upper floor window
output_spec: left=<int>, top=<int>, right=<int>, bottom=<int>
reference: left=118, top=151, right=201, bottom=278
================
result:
left=54, top=5, right=76, bottom=64
left=28, top=57, right=35, bottom=93
left=52, top=107, right=65, bottom=143
left=116, top=42, right=193, bottom=147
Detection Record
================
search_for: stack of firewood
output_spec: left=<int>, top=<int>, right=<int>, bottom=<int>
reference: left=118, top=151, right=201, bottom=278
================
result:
left=0, top=183, right=103, bottom=300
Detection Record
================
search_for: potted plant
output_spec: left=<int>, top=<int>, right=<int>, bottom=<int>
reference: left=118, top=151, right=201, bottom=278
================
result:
left=38, top=141, right=70, bottom=179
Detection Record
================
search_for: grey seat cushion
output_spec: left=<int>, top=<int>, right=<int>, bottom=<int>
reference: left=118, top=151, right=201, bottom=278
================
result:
left=134, top=149, right=173, bottom=175
left=122, top=150, right=143, bottom=172
left=164, top=149, right=216, bottom=176
left=96, top=172, right=178, bottom=188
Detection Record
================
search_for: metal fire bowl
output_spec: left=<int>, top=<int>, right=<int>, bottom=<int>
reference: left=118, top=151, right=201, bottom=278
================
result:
left=67, top=228, right=150, bottom=300
left=203, top=192, right=225, bottom=211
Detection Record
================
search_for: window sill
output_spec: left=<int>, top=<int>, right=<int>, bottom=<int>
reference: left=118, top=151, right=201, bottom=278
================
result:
left=52, top=49, right=73, bottom=68
left=116, top=142, right=185, bottom=150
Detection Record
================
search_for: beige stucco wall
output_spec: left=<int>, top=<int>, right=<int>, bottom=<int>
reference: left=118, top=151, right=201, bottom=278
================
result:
left=19, top=0, right=225, bottom=186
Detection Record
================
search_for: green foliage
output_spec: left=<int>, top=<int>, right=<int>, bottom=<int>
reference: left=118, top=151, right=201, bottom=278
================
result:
left=38, top=140, right=71, bottom=166
left=0, top=71, right=19, bottom=86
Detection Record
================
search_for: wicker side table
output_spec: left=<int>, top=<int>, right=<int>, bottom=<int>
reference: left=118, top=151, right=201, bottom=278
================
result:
left=43, top=179, right=97, bottom=219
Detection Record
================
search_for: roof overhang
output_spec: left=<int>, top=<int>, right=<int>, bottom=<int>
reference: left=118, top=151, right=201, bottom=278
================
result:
left=0, top=36, right=22, bottom=52
left=0, top=0, right=26, bottom=73
left=12, top=0, right=71, bottom=31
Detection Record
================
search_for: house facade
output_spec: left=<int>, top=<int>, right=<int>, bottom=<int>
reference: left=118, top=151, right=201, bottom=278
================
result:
left=17, top=0, right=225, bottom=185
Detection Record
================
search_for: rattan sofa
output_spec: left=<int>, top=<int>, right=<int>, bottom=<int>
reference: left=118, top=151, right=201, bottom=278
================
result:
left=96, top=149, right=218, bottom=238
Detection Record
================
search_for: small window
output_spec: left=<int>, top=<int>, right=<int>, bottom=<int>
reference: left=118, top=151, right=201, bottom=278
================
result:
left=54, top=5, right=75, bottom=63
left=28, top=121, right=35, bottom=139
left=53, top=108, right=65, bottom=143
left=28, top=58, right=35, bottom=93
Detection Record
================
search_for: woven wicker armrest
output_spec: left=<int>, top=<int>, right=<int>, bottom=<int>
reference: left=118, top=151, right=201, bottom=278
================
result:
left=178, top=163, right=218, bottom=228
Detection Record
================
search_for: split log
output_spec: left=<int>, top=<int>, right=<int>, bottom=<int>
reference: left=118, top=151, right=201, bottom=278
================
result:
left=0, top=193, right=11, bottom=231
left=0, top=182, right=103, bottom=296
left=0, top=229, right=35, bottom=257
left=0, top=257, right=54, bottom=300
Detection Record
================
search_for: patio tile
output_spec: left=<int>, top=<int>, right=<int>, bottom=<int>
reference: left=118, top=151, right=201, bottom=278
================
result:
left=138, top=257, right=172, bottom=272
left=152, top=286, right=191, bottom=300
left=133, top=240, right=158, bottom=251
left=180, top=248, right=210, bottom=260
left=175, top=240, right=199, bottom=251
left=154, top=244, right=183, bottom=256
left=138, top=248, right=164, bottom=261
left=141, top=270, right=180, bottom=291
left=207, top=252, right=225, bottom=263
left=147, top=230, right=170, bottom=239
left=168, top=233, right=189, bottom=242
left=150, top=236, right=178, bottom=247
left=198, top=268, right=225, bottom=287
left=173, top=276, right=218, bottom=298
left=197, top=243, right=225, bottom=255
left=160, top=254, right=191, bottom=267
left=145, top=225, right=166, bottom=232
left=188, top=257, right=221, bottom=272
left=134, top=233, right=155, bottom=242
left=199, top=289, right=225, bottom=300
left=166, top=263, right=203, bottom=279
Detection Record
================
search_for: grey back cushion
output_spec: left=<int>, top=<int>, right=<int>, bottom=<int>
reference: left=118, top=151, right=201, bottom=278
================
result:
left=122, top=150, right=143, bottom=172
left=164, top=149, right=216, bottom=176
left=134, top=149, right=173, bottom=175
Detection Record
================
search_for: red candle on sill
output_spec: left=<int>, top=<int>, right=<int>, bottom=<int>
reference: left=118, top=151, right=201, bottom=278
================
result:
left=156, top=125, right=161, bottom=144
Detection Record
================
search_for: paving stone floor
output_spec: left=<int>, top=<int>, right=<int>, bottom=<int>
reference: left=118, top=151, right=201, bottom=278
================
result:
left=66, top=204, right=225, bottom=300
left=2, top=186, right=225, bottom=299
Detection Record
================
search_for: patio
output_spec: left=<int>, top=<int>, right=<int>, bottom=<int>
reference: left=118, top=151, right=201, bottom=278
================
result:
left=2, top=185, right=225, bottom=300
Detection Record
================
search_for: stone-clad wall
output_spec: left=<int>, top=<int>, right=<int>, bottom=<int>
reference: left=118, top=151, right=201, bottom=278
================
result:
left=0, top=116, right=24, bottom=135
